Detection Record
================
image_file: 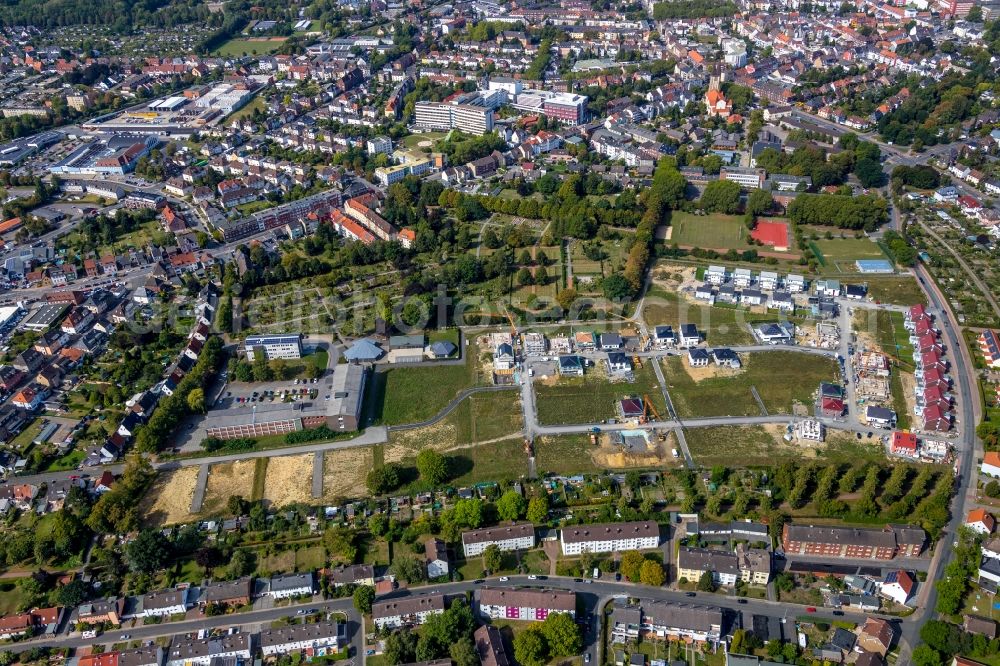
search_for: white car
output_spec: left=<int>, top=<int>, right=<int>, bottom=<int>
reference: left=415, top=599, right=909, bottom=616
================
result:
left=527, top=575, right=537, bottom=580
left=499, top=576, right=509, bottom=582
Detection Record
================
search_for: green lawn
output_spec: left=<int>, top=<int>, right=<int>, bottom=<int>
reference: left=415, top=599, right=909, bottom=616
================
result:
left=400, top=132, right=446, bottom=150
left=43, top=448, right=85, bottom=472
left=447, top=439, right=530, bottom=485
left=0, top=580, right=33, bottom=615
left=213, top=37, right=288, bottom=57
left=366, top=344, right=487, bottom=426
left=534, top=363, right=666, bottom=426
left=9, top=418, right=44, bottom=453
left=667, top=211, right=754, bottom=250
left=641, top=287, right=783, bottom=345
left=809, top=234, right=888, bottom=263
left=662, top=352, right=838, bottom=418
left=227, top=96, right=266, bottom=124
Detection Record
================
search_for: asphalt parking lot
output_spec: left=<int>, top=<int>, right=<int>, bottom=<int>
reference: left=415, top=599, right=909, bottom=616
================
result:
left=215, top=378, right=324, bottom=410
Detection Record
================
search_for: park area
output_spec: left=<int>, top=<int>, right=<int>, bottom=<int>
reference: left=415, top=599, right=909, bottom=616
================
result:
left=662, top=352, right=839, bottom=418
left=534, top=363, right=666, bottom=425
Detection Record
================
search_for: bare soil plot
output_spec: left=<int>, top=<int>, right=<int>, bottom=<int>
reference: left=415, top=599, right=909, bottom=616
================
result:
left=592, top=431, right=681, bottom=469
left=202, top=460, right=255, bottom=515
left=263, top=454, right=314, bottom=508
left=322, top=448, right=373, bottom=501
left=141, top=467, right=200, bottom=526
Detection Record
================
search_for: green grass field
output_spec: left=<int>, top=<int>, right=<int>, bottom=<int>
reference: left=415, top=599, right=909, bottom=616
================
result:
left=534, top=363, right=666, bottom=426
left=641, top=287, right=779, bottom=346
left=214, top=37, right=288, bottom=57
left=809, top=235, right=887, bottom=263
left=534, top=434, right=603, bottom=475
left=400, top=132, right=446, bottom=150
left=366, top=344, right=485, bottom=425
left=667, top=211, right=754, bottom=250
left=662, top=352, right=838, bottom=418
left=864, top=276, right=927, bottom=306
left=446, top=439, right=530, bottom=485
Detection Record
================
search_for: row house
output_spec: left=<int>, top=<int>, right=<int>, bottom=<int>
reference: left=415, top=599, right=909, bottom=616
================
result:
left=610, top=601, right=724, bottom=646
left=259, top=621, right=342, bottom=656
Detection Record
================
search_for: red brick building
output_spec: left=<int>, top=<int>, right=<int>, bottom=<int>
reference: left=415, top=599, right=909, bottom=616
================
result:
left=782, top=524, right=924, bottom=560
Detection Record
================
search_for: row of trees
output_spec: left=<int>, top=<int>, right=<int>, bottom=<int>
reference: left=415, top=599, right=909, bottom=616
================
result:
left=786, top=193, right=889, bottom=231
left=134, top=336, right=225, bottom=452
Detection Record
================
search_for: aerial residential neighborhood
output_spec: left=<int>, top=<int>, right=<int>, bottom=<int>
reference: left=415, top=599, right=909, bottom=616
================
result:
left=0, top=0, right=996, bottom=664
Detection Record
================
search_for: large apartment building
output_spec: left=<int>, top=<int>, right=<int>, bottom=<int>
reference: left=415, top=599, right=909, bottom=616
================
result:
left=560, top=521, right=659, bottom=555
left=610, top=601, right=725, bottom=645
left=372, top=593, right=446, bottom=630
left=461, top=522, right=536, bottom=557
left=477, top=587, right=576, bottom=621
left=782, top=524, right=925, bottom=560
left=414, top=101, right=494, bottom=136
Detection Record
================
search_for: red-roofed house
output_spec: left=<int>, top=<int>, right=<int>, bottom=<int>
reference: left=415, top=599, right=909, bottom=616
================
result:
left=819, top=396, right=845, bottom=417
left=922, top=404, right=951, bottom=432
left=890, top=431, right=918, bottom=458
left=967, top=509, right=996, bottom=535
left=879, top=570, right=914, bottom=606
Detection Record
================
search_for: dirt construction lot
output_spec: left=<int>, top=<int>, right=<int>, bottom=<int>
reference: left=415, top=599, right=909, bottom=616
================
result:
left=202, top=460, right=255, bottom=515
left=263, top=454, right=314, bottom=508
left=141, top=467, right=200, bottom=526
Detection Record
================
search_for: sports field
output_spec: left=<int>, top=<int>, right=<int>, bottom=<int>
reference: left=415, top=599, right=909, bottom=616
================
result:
left=750, top=218, right=790, bottom=249
left=803, top=227, right=888, bottom=271
left=214, top=37, right=287, bottom=57
left=667, top=211, right=754, bottom=250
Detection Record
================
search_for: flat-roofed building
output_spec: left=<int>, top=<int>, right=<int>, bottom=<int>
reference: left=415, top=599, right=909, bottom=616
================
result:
left=244, top=333, right=303, bottom=361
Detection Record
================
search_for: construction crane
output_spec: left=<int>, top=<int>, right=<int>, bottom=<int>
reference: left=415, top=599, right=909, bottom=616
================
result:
left=642, top=394, right=662, bottom=423
left=502, top=305, right=519, bottom=342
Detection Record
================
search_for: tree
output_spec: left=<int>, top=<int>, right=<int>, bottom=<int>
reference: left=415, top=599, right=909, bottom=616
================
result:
left=195, top=547, right=221, bottom=572
left=384, top=630, right=418, bottom=665
left=185, top=386, right=206, bottom=413
left=450, top=637, right=478, bottom=666
left=353, top=585, right=375, bottom=614
left=527, top=495, right=549, bottom=524
left=746, top=189, right=773, bottom=216
left=390, top=555, right=425, bottom=583
left=517, top=267, right=534, bottom=286
left=535, top=264, right=548, bottom=285
left=324, top=526, right=358, bottom=563
left=620, top=550, right=645, bottom=582
left=55, top=579, right=88, bottom=607
left=697, top=570, right=716, bottom=592
left=228, top=549, right=255, bottom=578
left=227, top=495, right=249, bottom=515
left=366, top=464, right=401, bottom=495
left=496, top=490, right=527, bottom=521
left=855, top=157, right=885, bottom=188
left=513, top=626, right=548, bottom=666
left=540, top=612, right=582, bottom=657
left=912, top=645, right=943, bottom=666
left=639, top=560, right=665, bottom=586
left=556, top=288, right=577, bottom=312
left=126, top=529, right=170, bottom=574
left=699, top=180, right=742, bottom=214
left=602, top=272, right=634, bottom=300
left=452, top=498, right=484, bottom=528
left=416, top=449, right=449, bottom=486
left=482, top=544, right=503, bottom=573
